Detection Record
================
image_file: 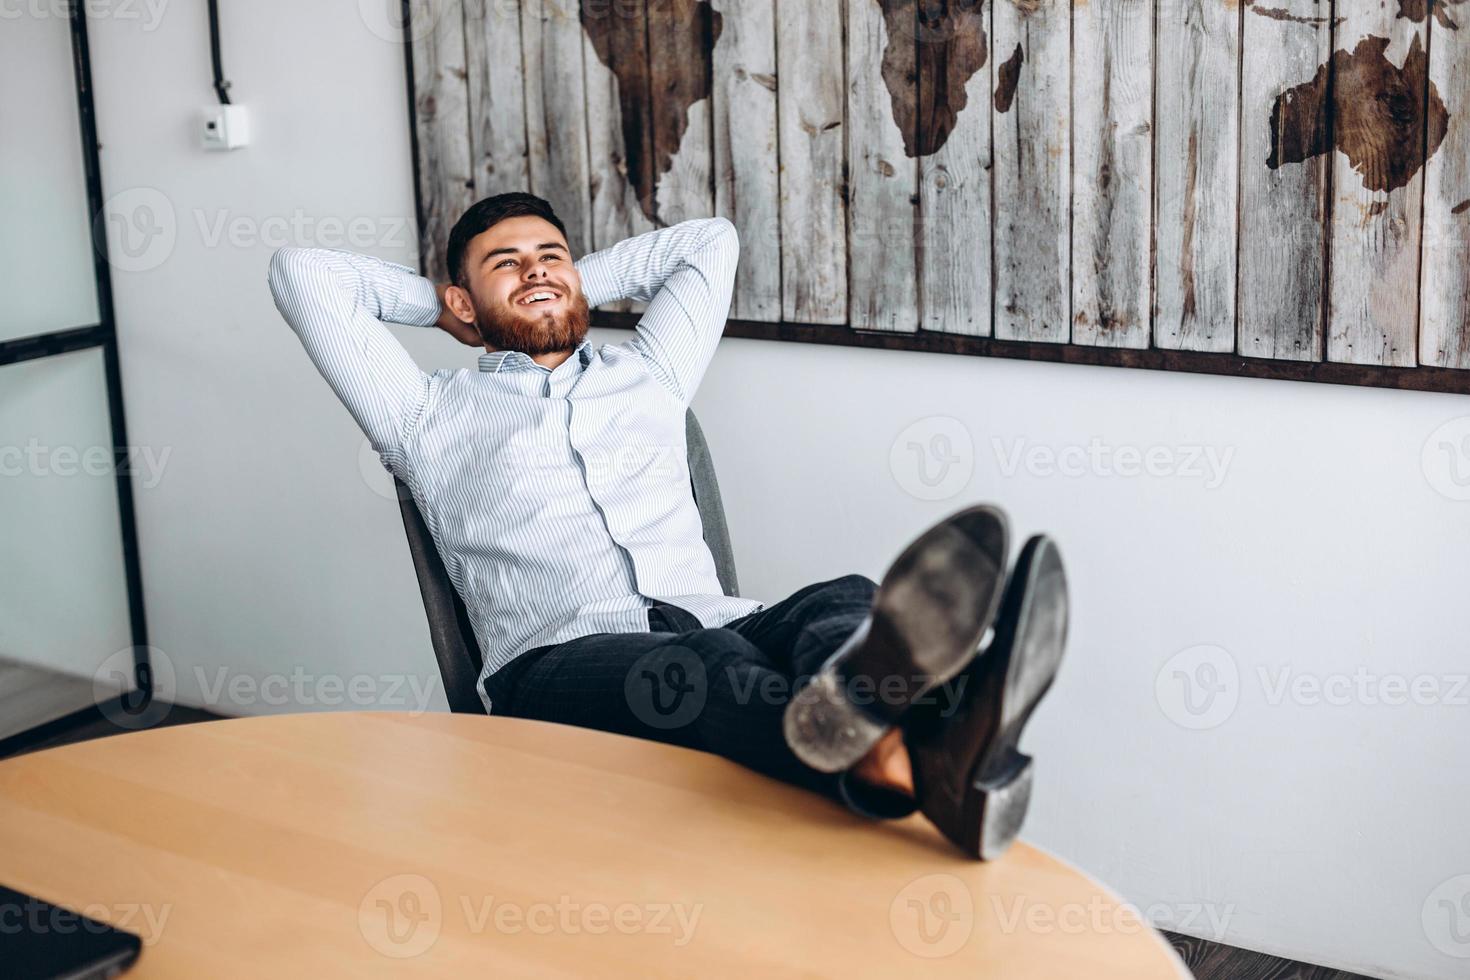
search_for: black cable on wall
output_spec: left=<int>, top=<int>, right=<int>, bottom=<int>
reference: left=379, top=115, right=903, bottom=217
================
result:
left=207, top=0, right=232, bottom=103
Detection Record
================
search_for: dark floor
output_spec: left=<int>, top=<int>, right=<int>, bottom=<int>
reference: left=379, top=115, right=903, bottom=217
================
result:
left=1166, top=931, right=1380, bottom=980
left=1, top=708, right=1382, bottom=979
left=0, top=699, right=225, bottom=760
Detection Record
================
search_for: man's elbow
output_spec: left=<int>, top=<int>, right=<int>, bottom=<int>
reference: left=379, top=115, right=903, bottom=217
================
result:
left=267, top=246, right=303, bottom=298
left=710, top=216, right=739, bottom=264
left=713, top=215, right=738, bottom=248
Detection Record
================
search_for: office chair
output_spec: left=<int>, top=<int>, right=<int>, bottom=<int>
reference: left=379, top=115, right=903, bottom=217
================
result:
left=395, top=408, right=741, bottom=713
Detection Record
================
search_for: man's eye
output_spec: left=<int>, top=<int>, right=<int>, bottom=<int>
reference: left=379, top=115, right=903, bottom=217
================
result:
left=541, top=254, right=560, bottom=263
left=496, top=259, right=515, bottom=269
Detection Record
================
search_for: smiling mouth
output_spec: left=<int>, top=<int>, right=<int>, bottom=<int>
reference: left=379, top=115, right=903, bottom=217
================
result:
left=516, top=289, right=561, bottom=307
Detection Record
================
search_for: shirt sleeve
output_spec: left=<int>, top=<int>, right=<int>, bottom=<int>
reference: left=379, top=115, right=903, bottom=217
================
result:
left=573, top=216, right=738, bottom=407
left=267, top=247, right=438, bottom=456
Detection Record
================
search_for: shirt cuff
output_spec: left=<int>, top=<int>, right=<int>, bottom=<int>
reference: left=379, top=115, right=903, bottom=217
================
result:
left=391, top=272, right=442, bottom=328
left=575, top=251, right=620, bottom=311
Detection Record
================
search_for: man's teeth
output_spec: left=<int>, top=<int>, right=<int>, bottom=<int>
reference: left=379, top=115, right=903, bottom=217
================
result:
left=521, top=291, right=556, bottom=305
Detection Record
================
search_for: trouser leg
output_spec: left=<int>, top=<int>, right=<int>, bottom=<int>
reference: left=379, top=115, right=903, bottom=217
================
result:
left=484, top=576, right=915, bottom=819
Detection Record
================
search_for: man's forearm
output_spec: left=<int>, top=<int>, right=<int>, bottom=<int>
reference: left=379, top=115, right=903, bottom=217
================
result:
left=573, top=218, right=737, bottom=310
left=266, top=247, right=434, bottom=456
left=269, top=247, right=441, bottom=330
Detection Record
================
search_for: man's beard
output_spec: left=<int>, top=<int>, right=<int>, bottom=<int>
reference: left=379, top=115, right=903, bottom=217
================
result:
left=474, top=289, right=591, bottom=357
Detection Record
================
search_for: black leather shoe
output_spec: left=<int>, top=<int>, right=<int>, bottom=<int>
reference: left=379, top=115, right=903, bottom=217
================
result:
left=783, top=505, right=1009, bottom=773
left=904, top=534, right=1069, bottom=859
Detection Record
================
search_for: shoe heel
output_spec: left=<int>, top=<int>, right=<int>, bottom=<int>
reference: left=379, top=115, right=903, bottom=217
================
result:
left=974, top=751, right=1034, bottom=861
left=783, top=670, right=890, bottom=773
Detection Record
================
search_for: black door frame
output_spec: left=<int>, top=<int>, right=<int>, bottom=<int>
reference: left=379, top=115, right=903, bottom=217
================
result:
left=0, top=6, right=152, bottom=755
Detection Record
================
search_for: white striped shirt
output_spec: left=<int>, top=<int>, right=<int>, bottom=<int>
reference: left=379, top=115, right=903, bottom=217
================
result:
left=267, top=217, right=763, bottom=711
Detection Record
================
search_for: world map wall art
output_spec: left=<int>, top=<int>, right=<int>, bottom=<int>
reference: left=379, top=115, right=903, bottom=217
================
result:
left=406, top=0, right=1470, bottom=394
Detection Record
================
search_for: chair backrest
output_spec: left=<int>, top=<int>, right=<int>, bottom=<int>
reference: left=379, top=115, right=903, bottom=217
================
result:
left=395, top=407, right=740, bottom=714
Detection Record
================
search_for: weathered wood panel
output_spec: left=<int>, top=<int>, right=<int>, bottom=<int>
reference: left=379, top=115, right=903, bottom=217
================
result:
left=580, top=0, right=655, bottom=312
left=411, top=0, right=474, bottom=282
left=1420, top=10, right=1470, bottom=368
left=1237, top=0, right=1332, bottom=362
left=522, top=0, right=592, bottom=257
left=648, top=0, right=717, bottom=227
left=1154, top=0, right=1238, bottom=352
left=845, top=0, right=918, bottom=332
left=918, top=0, right=992, bottom=337
left=992, top=0, right=1070, bottom=343
left=409, top=0, right=1470, bottom=388
left=464, top=0, right=529, bottom=199
left=1327, top=7, right=1436, bottom=366
left=711, top=0, right=781, bottom=321
left=1071, top=0, right=1152, bottom=349
left=776, top=0, right=848, bottom=324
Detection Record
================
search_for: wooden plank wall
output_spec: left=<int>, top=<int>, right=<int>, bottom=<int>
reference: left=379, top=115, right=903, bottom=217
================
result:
left=410, top=0, right=1470, bottom=386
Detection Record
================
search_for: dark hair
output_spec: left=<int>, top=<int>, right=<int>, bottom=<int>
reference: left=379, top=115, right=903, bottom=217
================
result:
left=447, top=192, right=569, bottom=286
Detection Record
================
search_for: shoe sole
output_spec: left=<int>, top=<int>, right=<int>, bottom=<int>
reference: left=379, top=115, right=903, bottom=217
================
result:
left=966, top=535, right=1069, bottom=860
left=784, top=506, right=1009, bottom=773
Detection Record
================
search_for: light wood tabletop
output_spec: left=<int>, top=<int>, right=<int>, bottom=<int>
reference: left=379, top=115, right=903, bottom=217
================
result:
left=0, top=712, right=1188, bottom=977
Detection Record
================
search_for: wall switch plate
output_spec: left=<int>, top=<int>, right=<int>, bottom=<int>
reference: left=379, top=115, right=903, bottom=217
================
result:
left=201, top=105, right=250, bottom=150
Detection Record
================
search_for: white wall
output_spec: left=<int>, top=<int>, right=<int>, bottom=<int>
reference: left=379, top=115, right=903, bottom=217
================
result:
left=80, top=3, right=1468, bottom=977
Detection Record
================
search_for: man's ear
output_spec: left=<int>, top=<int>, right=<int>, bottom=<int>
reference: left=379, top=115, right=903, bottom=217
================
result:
left=443, top=284, right=476, bottom=324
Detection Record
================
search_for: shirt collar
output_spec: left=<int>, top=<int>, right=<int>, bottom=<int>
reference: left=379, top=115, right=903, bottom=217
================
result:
left=478, top=339, right=593, bottom=375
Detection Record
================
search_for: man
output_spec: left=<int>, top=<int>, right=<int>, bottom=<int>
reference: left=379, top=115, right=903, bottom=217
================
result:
left=268, top=192, right=1068, bottom=858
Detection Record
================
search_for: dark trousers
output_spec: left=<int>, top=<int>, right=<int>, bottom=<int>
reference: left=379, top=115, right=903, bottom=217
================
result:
left=483, top=574, right=918, bottom=818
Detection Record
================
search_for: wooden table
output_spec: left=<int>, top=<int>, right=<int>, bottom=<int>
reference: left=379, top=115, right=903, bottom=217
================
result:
left=0, top=713, right=1187, bottom=977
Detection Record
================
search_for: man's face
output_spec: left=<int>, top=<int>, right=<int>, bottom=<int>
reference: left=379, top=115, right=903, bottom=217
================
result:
left=451, top=215, right=591, bottom=356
